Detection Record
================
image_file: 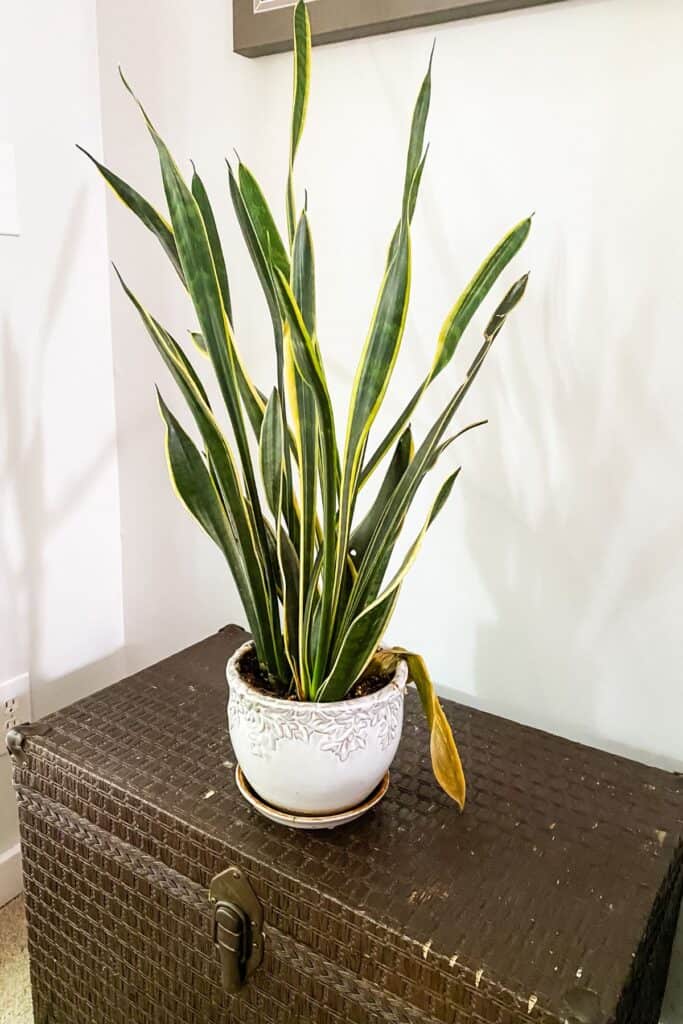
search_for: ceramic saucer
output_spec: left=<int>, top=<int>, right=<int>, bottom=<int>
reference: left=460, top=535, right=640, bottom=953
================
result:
left=235, top=765, right=390, bottom=830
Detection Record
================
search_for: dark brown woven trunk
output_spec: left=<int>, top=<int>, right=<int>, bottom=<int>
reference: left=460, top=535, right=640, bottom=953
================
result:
left=10, top=625, right=683, bottom=1024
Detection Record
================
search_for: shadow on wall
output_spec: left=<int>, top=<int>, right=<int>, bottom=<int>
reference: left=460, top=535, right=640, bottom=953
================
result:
left=461, top=243, right=683, bottom=770
left=0, top=188, right=125, bottom=721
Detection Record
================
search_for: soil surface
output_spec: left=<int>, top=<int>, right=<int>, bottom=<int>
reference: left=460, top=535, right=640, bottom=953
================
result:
left=237, top=645, right=394, bottom=702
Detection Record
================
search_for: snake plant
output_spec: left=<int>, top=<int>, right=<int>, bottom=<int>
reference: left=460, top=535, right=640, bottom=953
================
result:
left=81, top=0, right=531, bottom=809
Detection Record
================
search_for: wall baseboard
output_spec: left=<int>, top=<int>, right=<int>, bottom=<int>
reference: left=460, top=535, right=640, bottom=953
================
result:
left=0, top=842, right=23, bottom=907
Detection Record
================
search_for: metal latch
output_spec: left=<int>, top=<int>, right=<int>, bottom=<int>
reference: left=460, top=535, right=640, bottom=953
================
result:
left=209, top=866, right=264, bottom=993
left=6, top=723, right=48, bottom=765
left=6, top=727, right=26, bottom=762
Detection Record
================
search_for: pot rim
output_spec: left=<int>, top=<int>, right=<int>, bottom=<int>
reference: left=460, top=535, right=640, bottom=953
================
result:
left=227, top=640, right=408, bottom=710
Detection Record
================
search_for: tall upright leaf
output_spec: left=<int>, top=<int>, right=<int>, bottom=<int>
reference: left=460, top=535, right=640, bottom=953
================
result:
left=290, top=212, right=319, bottom=694
left=239, top=163, right=290, bottom=280
left=346, top=274, right=530, bottom=629
left=323, top=214, right=412, bottom=688
left=387, top=45, right=434, bottom=264
left=361, top=216, right=532, bottom=485
left=272, top=268, right=339, bottom=696
left=191, top=163, right=233, bottom=324
left=318, top=470, right=458, bottom=702
left=287, top=0, right=311, bottom=245
left=118, top=72, right=280, bottom=631
left=259, top=389, right=285, bottom=518
left=349, top=428, right=413, bottom=571
left=277, top=524, right=301, bottom=695
left=115, top=266, right=287, bottom=680
left=229, top=161, right=299, bottom=545
left=157, top=391, right=261, bottom=640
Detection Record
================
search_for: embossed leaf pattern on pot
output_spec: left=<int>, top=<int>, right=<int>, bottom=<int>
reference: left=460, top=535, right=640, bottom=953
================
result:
left=229, top=693, right=310, bottom=756
left=229, top=688, right=403, bottom=763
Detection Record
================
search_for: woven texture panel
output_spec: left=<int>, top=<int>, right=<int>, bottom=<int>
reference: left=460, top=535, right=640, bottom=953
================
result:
left=14, top=625, right=683, bottom=1024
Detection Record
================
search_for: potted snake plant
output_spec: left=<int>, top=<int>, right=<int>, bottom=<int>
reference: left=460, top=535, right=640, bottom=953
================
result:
left=81, top=0, right=530, bottom=825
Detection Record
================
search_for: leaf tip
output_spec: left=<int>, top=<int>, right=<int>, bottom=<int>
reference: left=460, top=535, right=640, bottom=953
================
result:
left=118, top=65, right=132, bottom=94
left=154, top=385, right=168, bottom=420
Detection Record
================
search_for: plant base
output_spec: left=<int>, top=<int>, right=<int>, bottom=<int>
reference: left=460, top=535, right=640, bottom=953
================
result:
left=227, top=641, right=407, bottom=815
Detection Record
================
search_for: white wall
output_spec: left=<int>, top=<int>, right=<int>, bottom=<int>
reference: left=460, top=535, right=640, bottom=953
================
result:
left=97, top=0, right=683, bottom=769
left=0, top=1, right=125, bottom=900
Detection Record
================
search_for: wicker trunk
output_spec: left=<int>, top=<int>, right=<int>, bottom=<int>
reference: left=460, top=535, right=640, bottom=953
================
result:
left=10, top=625, right=683, bottom=1024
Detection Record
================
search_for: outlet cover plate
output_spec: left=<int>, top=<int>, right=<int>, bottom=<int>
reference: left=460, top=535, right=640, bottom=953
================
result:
left=1, top=673, right=31, bottom=757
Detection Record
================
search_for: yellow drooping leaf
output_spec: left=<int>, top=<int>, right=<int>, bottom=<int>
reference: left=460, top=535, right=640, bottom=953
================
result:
left=376, top=648, right=466, bottom=811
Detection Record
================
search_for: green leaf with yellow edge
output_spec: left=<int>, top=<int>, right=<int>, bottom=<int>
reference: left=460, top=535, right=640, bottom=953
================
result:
left=228, top=161, right=299, bottom=546
left=318, top=471, right=458, bottom=703
left=333, top=428, right=413, bottom=638
left=259, top=392, right=301, bottom=693
left=121, top=76, right=246, bottom=435
left=290, top=211, right=320, bottom=695
left=190, top=330, right=208, bottom=355
left=361, top=216, right=531, bottom=486
left=386, top=48, right=434, bottom=264
left=344, top=218, right=411, bottom=462
left=345, top=274, right=528, bottom=637
left=325, top=213, right=412, bottom=688
left=115, top=265, right=286, bottom=680
left=77, top=144, right=184, bottom=283
left=80, top=142, right=268, bottom=443
left=325, top=81, right=432, bottom=679
left=191, top=328, right=268, bottom=442
left=156, top=390, right=264, bottom=656
left=287, top=0, right=311, bottom=244
left=228, top=162, right=283, bottom=353
left=239, top=163, right=290, bottom=280
left=273, top=266, right=338, bottom=697
left=402, top=43, right=434, bottom=216
left=233, top=162, right=300, bottom=487
left=431, top=217, right=532, bottom=378
left=277, top=522, right=302, bottom=696
left=291, top=209, right=316, bottom=336
left=348, top=427, right=413, bottom=572
left=191, top=163, right=233, bottom=324
left=153, top=322, right=210, bottom=409
left=118, top=71, right=282, bottom=633
left=259, top=389, right=285, bottom=519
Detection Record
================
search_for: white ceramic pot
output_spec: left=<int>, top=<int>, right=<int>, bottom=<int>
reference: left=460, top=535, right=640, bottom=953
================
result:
left=227, top=641, right=408, bottom=816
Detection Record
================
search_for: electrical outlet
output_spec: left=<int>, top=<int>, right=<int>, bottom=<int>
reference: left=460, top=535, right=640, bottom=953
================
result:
left=0, top=673, right=31, bottom=757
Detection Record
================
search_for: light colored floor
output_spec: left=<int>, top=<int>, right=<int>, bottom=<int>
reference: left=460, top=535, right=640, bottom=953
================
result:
left=1, top=892, right=682, bottom=1023
left=0, top=897, right=33, bottom=1024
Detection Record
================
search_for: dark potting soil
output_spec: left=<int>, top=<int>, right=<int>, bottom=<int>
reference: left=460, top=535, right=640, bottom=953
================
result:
left=237, top=645, right=394, bottom=702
